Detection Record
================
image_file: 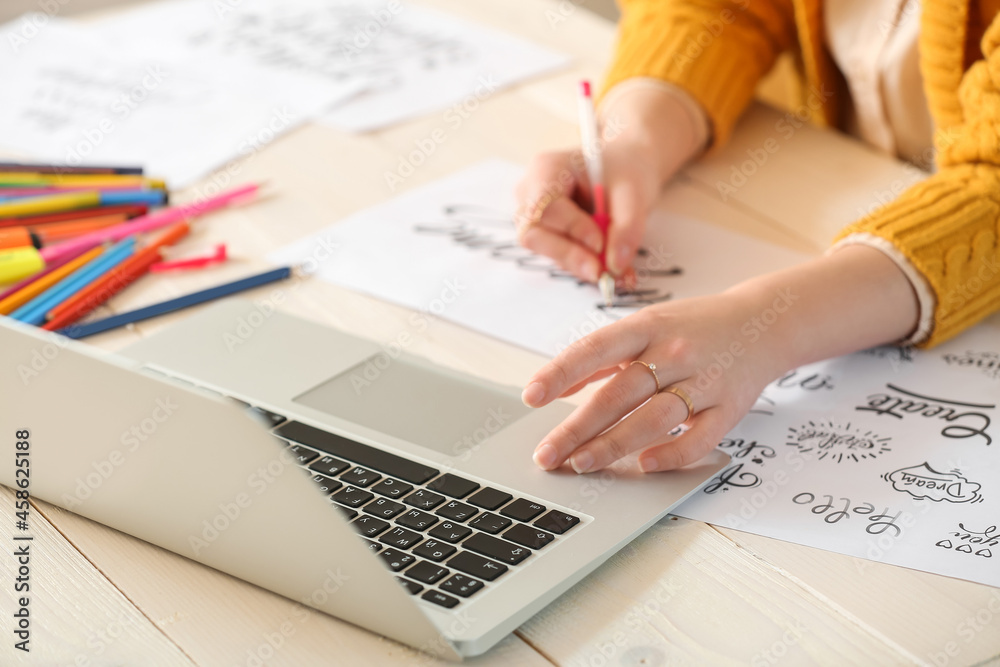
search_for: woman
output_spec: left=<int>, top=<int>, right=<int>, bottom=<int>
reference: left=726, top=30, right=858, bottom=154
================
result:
left=516, top=0, right=1000, bottom=475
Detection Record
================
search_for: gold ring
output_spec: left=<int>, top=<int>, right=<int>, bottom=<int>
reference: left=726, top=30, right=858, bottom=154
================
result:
left=630, top=360, right=661, bottom=394
left=516, top=194, right=552, bottom=239
left=662, top=385, right=694, bottom=422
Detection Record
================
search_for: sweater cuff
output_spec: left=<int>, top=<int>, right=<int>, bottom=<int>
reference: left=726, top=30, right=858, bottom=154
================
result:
left=602, top=2, right=791, bottom=149
left=829, top=233, right=935, bottom=346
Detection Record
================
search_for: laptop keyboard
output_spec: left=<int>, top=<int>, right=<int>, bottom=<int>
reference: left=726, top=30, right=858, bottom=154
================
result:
left=267, top=418, right=584, bottom=610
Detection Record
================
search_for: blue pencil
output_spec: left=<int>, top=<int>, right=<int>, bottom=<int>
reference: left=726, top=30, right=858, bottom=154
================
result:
left=10, top=238, right=135, bottom=325
left=0, top=189, right=167, bottom=206
left=59, top=266, right=294, bottom=339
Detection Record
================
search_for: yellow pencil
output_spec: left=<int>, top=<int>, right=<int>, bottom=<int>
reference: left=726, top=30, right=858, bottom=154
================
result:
left=0, top=173, right=165, bottom=189
left=0, top=191, right=101, bottom=219
left=0, top=246, right=104, bottom=315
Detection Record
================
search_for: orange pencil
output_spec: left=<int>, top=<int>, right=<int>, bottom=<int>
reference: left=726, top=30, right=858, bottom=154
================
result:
left=0, top=246, right=104, bottom=315
left=34, top=214, right=130, bottom=243
left=43, top=221, right=190, bottom=328
left=0, top=227, right=39, bottom=251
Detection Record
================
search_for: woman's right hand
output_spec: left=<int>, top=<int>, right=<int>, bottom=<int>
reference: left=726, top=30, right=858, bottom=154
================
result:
left=514, top=80, right=710, bottom=284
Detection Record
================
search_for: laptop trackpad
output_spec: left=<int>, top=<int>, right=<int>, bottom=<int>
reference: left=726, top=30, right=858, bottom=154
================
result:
left=293, top=355, right=530, bottom=455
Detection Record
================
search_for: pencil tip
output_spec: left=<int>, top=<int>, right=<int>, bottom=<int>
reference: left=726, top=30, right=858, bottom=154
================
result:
left=599, top=272, right=615, bottom=307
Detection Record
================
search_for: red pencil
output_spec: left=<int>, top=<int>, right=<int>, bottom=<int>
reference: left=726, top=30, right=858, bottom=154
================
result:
left=0, top=204, right=148, bottom=229
left=42, top=221, right=189, bottom=330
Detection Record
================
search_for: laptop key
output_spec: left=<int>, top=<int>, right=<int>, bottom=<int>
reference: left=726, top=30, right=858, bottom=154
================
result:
left=378, top=548, right=416, bottom=572
left=533, top=511, right=581, bottom=535
left=404, top=489, right=445, bottom=510
left=429, top=521, right=472, bottom=544
left=463, top=533, right=531, bottom=565
left=426, top=473, right=480, bottom=499
left=363, top=539, right=383, bottom=553
left=275, top=422, right=439, bottom=484
left=447, top=551, right=508, bottom=582
left=405, top=561, right=450, bottom=585
left=467, top=488, right=513, bottom=510
left=353, top=515, right=390, bottom=537
left=332, top=486, right=374, bottom=508
left=500, top=499, right=546, bottom=522
left=421, top=590, right=460, bottom=609
left=364, top=498, right=406, bottom=519
left=396, top=509, right=438, bottom=531
left=335, top=505, right=358, bottom=520
left=396, top=577, right=423, bottom=595
left=311, top=474, right=342, bottom=496
left=371, top=478, right=412, bottom=499
left=440, top=574, right=483, bottom=598
left=341, top=466, right=382, bottom=487
left=468, top=512, right=512, bottom=534
left=503, top=523, right=555, bottom=550
left=436, top=500, right=478, bottom=522
left=289, top=444, right=319, bottom=465
left=380, top=527, right=423, bottom=549
left=412, top=539, right=457, bottom=562
left=309, top=455, right=350, bottom=477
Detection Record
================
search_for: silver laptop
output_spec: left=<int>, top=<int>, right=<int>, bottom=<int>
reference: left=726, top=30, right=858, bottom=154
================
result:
left=1, top=300, right=728, bottom=660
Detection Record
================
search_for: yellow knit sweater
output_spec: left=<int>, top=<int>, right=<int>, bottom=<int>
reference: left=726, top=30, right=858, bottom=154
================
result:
left=604, top=0, right=1000, bottom=347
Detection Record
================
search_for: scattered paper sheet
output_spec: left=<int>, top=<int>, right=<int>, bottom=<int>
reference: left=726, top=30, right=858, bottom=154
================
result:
left=271, top=160, right=1000, bottom=587
left=0, top=18, right=357, bottom=187
left=675, top=321, right=1000, bottom=588
left=84, top=0, right=571, bottom=133
left=268, top=160, right=811, bottom=356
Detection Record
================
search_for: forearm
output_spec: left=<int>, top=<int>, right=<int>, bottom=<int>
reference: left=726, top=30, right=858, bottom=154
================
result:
left=728, top=244, right=920, bottom=375
left=598, top=79, right=710, bottom=188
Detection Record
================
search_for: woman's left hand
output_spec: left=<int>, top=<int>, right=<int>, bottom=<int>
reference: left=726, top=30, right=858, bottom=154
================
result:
left=521, top=289, right=789, bottom=473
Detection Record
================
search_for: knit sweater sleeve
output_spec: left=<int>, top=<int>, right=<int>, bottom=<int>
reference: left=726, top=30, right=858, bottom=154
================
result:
left=602, top=0, right=798, bottom=148
left=832, top=17, right=1000, bottom=348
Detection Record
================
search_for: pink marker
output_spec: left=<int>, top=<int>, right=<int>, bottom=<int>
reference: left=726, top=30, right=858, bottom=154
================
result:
left=42, top=183, right=260, bottom=266
left=578, top=80, right=614, bottom=306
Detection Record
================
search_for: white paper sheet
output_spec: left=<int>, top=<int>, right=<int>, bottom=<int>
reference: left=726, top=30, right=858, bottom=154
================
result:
left=84, top=0, right=570, bottom=133
left=268, top=160, right=811, bottom=356
left=0, top=18, right=359, bottom=187
left=270, top=159, right=1000, bottom=587
left=675, top=321, right=1000, bottom=588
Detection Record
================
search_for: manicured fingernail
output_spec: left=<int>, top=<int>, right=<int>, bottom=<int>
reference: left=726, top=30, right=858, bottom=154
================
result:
left=589, top=232, right=604, bottom=253
left=522, top=382, right=546, bottom=407
left=571, top=451, right=594, bottom=474
left=533, top=443, right=557, bottom=469
left=579, top=259, right=599, bottom=283
left=638, top=455, right=657, bottom=473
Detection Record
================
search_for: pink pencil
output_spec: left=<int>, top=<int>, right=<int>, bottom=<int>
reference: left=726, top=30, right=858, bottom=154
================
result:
left=42, top=183, right=260, bottom=266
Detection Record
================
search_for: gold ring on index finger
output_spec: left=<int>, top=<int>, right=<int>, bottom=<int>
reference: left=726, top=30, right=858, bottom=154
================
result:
left=629, top=360, right=661, bottom=396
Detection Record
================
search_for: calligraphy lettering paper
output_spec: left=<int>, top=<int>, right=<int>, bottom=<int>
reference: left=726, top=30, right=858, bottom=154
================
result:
left=0, top=18, right=358, bottom=187
left=84, top=0, right=570, bottom=133
left=675, top=320, right=1000, bottom=587
left=267, top=160, right=811, bottom=357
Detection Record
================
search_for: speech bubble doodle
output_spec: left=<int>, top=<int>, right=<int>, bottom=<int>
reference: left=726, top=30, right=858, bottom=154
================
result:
left=883, top=462, right=983, bottom=503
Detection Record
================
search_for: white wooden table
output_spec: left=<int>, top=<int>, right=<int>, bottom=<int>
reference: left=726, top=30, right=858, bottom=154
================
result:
left=2, top=1, right=999, bottom=664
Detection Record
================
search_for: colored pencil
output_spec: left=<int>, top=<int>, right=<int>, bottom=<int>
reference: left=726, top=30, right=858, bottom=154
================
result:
left=45, top=222, right=190, bottom=328
left=0, top=161, right=143, bottom=175
left=0, top=190, right=166, bottom=220
left=11, top=238, right=135, bottom=325
left=0, top=228, right=40, bottom=251
left=0, top=204, right=148, bottom=229
left=33, top=214, right=131, bottom=244
left=0, top=246, right=104, bottom=315
left=0, top=174, right=164, bottom=189
left=60, top=266, right=293, bottom=339
left=41, top=183, right=258, bottom=266
left=0, top=185, right=164, bottom=198
left=0, top=244, right=91, bottom=301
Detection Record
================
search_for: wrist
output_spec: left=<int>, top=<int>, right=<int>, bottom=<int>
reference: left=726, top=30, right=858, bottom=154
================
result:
left=598, top=78, right=709, bottom=189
